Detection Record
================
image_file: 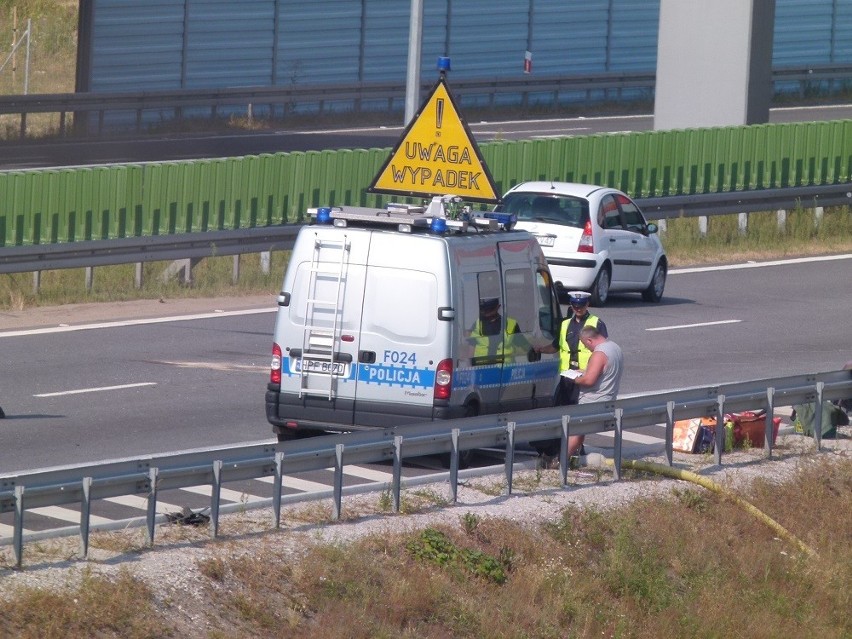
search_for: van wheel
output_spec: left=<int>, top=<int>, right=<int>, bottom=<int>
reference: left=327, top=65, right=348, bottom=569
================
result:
left=641, top=262, right=667, bottom=302
left=590, top=266, right=610, bottom=306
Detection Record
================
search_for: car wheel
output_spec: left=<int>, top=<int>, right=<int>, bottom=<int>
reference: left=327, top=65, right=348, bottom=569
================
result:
left=590, top=266, right=610, bottom=306
left=641, top=262, right=667, bottom=302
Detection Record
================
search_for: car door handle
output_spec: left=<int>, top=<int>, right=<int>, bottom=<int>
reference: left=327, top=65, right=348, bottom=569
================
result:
left=631, top=239, right=638, bottom=244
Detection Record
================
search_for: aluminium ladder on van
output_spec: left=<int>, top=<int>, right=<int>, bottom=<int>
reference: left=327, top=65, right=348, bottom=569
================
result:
left=298, top=233, right=350, bottom=399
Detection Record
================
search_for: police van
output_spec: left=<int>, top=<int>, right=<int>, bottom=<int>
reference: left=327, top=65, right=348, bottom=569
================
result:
left=265, top=196, right=564, bottom=442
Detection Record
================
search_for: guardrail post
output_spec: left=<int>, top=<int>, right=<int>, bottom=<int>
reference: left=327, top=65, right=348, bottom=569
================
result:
left=392, top=436, right=403, bottom=513
left=765, top=387, right=776, bottom=457
left=13, top=485, right=24, bottom=569
left=332, top=443, right=344, bottom=521
left=146, top=467, right=159, bottom=546
left=85, top=267, right=94, bottom=292
left=664, top=401, right=675, bottom=466
left=737, top=212, right=748, bottom=235
left=715, top=394, right=726, bottom=466
left=560, top=415, right=570, bottom=487
left=80, top=476, right=92, bottom=559
left=273, top=452, right=283, bottom=528
left=135, top=263, right=144, bottom=289
left=814, top=381, right=825, bottom=450
left=211, top=460, right=222, bottom=538
left=449, top=428, right=460, bottom=504
left=231, top=255, right=240, bottom=285
left=698, top=216, right=708, bottom=237
left=613, top=409, right=623, bottom=481
left=776, top=209, right=787, bottom=232
left=504, top=422, right=516, bottom=495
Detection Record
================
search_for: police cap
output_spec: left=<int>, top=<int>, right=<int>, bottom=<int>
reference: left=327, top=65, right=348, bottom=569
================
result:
left=567, top=291, right=591, bottom=306
left=479, top=297, right=500, bottom=312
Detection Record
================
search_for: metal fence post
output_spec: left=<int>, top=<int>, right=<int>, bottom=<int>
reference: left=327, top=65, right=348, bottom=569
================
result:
left=560, top=414, right=570, bottom=487
left=814, top=381, right=825, bottom=449
left=146, top=467, right=159, bottom=546
left=715, top=394, right=727, bottom=466
left=504, top=422, right=516, bottom=495
left=664, top=400, right=675, bottom=466
left=332, top=443, right=344, bottom=521
left=765, top=386, right=776, bottom=457
left=80, top=476, right=92, bottom=559
left=613, top=409, right=623, bottom=481
left=273, top=452, right=283, bottom=528
left=450, top=428, right=460, bottom=504
left=211, top=460, right=222, bottom=538
left=392, top=436, right=403, bottom=513
left=13, top=485, right=24, bottom=569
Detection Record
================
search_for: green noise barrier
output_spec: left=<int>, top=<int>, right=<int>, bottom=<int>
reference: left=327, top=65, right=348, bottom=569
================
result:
left=0, top=119, right=849, bottom=247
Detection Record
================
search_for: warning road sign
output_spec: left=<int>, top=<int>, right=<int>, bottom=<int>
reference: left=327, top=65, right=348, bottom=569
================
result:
left=369, top=77, right=499, bottom=203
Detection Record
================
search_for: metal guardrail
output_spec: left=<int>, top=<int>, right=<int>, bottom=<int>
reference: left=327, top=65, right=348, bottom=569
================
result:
left=0, top=64, right=849, bottom=138
left=1, top=184, right=849, bottom=275
left=2, top=369, right=849, bottom=568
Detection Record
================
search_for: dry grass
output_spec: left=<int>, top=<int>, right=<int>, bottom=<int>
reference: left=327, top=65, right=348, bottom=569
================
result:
left=2, top=456, right=848, bottom=638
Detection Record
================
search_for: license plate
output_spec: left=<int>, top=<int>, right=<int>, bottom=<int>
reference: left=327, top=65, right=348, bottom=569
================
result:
left=298, top=359, right=347, bottom=376
left=534, top=234, right=555, bottom=247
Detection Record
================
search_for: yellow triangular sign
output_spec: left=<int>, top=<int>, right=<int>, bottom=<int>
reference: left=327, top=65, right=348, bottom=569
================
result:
left=368, top=77, right=499, bottom=203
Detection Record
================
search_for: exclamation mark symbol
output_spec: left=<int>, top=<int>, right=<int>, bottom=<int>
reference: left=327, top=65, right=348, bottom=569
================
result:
left=435, top=98, right=444, bottom=137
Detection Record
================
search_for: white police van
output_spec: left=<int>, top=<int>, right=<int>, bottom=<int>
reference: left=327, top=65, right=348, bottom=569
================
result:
left=265, top=196, right=564, bottom=442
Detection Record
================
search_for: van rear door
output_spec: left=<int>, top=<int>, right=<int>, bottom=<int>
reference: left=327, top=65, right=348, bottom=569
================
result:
left=278, top=227, right=369, bottom=426
left=352, top=234, right=446, bottom=427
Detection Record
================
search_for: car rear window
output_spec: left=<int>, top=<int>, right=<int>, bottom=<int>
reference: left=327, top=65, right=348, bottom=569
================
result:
left=496, top=193, right=589, bottom=229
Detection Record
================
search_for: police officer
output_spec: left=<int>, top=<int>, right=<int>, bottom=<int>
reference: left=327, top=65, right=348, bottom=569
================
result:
left=470, top=298, right=520, bottom=365
left=558, top=291, right=608, bottom=404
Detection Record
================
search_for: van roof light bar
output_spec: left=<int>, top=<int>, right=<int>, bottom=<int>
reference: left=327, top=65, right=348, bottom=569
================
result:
left=307, top=196, right=515, bottom=232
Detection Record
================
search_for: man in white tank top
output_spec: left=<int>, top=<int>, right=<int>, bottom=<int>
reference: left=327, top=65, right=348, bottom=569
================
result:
left=568, top=325, right=624, bottom=457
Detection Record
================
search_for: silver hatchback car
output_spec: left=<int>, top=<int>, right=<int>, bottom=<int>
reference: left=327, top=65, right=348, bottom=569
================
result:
left=496, top=182, right=667, bottom=306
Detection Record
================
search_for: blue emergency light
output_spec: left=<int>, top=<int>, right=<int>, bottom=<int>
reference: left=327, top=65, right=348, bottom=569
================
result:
left=437, top=57, right=451, bottom=73
left=430, top=217, right=448, bottom=234
left=316, top=207, right=332, bottom=224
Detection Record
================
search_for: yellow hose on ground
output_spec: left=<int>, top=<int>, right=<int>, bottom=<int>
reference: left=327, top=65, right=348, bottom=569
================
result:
left=595, top=457, right=816, bottom=557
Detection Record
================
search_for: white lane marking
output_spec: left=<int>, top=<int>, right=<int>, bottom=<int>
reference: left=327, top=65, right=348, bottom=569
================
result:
left=180, top=485, right=267, bottom=504
left=152, top=360, right=267, bottom=372
left=255, top=475, right=331, bottom=492
left=647, top=319, right=741, bottom=332
left=0, top=307, right=276, bottom=338
left=324, top=465, right=392, bottom=482
left=29, top=506, right=113, bottom=525
left=592, top=430, right=664, bottom=445
left=669, top=253, right=852, bottom=275
left=34, top=382, right=156, bottom=398
left=0, top=522, right=28, bottom=537
left=104, top=494, right=185, bottom=512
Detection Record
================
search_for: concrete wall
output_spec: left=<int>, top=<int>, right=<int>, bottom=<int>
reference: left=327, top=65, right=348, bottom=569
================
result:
left=654, top=0, right=776, bottom=130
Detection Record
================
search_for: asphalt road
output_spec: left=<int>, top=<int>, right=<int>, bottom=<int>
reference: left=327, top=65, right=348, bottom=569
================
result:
left=1, top=254, right=850, bottom=474
left=2, top=102, right=851, bottom=170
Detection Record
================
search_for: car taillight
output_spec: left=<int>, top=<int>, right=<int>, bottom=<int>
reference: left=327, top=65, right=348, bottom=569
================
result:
left=433, top=358, right=453, bottom=401
left=578, top=220, right=594, bottom=253
left=270, top=343, right=282, bottom=384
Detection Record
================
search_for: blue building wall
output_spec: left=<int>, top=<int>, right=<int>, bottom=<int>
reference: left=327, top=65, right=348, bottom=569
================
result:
left=82, top=0, right=852, bottom=100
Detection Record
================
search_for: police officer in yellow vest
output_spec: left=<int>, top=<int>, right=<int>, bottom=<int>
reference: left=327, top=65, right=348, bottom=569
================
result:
left=530, top=290, right=608, bottom=459
left=559, top=291, right=608, bottom=404
left=470, top=297, right=521, bottom=365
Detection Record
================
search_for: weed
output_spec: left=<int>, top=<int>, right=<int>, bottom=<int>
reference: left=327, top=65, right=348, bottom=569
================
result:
left=460, top=511, right=479, bottom=535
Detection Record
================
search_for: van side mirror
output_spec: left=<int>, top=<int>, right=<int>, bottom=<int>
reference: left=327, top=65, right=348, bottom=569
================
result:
left=646, top=222, right=659, bottom=235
